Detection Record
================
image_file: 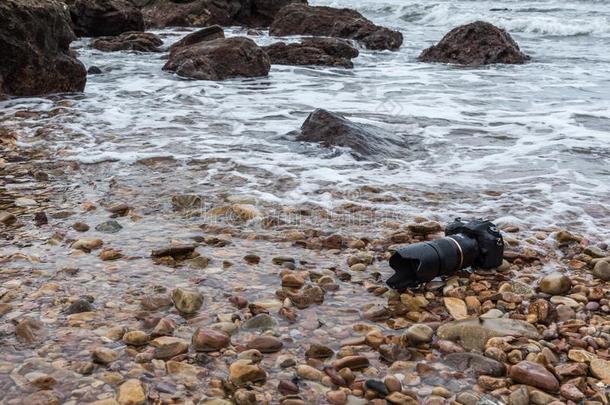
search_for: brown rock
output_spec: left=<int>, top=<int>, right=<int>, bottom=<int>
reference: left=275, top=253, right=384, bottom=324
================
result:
left=0, top=0, right=87, bottom=96
left=169, top=25, right=224, bottom=54
left=192, top=328, right=230, bottom=352
left=270, top=4, right=403, bottom=50
left=92, top=347, right=119, bottom=364
left=117, top=379, right=146, bottom=405
left=246, top=335, right=283, bottom=353
left=70, top=0, right=144, bottom=37
left=15, top=317, right=46, bottom=344
left=538, top=273, right=571, bottom=295
left=509, top=361, right=559, bottom=392
left=122, top=330, right=149, bottom=346
left=163, top=37, right=270, bottom=80
left=305, top=343, right=334, bottom=359
left=262, top=38, right=359, bottom=68
left=92, top=31, right=163, bottom=52
left=229, top=360, right=266, bottom=386
left=419, top=21, right=529, bottom=66
left=332, top=355, right=369, bottom=370
left=171, top=287, right=203, bottom=314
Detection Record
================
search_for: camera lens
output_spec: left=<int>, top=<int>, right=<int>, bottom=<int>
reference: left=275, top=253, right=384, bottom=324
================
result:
left=387, top=234, right=479, bottom=290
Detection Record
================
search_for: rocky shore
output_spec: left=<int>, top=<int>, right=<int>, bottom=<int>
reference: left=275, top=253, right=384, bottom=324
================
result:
left=1, top=123, right=609, bottom=405
left=1, top=0, right=609, bottom=404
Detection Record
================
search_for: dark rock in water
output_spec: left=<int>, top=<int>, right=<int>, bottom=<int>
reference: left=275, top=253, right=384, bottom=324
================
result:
left=292, top=109, right=408, bottom=159
left=418, top=21, right=529, bottom=66
left=365, top=379, right=389, bottom=397
left=151, top=244, right=196, bottom=259
left=65, top=298, right=94, bottom=314
left=169, top=26, right=225, bottom=54
left=88, top=66, right=103, bottom=74
left=444, top=352, right=507, bottom=377
left=70, top=0, right=144, bottom=37
left=142, top=0, right=305, bottom=29
left=163, top=37, right=270, bottom=80
left=34, top=212, right=48, bottom=227
left=239, top=0, right=308, bottom=27
left=95, top=220, right=123, bottom=233
left=92, top=31, right=163, bottom=52
left=0, top=0, right=87, bottom=96
left=270, top=4, right=403, bottom=51
left=262, top=38, right=359, bottom=68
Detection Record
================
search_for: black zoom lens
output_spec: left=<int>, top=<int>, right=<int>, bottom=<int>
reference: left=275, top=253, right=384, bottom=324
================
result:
left=386, top=234, right=479, bottom=291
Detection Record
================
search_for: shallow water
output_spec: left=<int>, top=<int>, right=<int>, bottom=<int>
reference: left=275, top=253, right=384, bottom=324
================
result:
left=1, top=0, right=610, bottom=239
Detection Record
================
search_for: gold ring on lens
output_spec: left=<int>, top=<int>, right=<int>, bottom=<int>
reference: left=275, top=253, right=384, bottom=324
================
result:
left=447, top=236, right=463, bottom=271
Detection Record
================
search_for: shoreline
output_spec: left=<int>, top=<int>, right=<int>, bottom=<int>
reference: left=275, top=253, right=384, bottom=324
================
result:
left=1, top=129, right=609, bottom=404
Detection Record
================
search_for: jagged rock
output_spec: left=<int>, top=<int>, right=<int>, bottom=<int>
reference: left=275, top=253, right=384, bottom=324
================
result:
left=70, top=0, right=144, bottom=37
left=142, top=0, right=305, bottom=28
left=419, top=21, right=529, bottom=66
left=262, top=38, right=359, bottom=68
left=270, top=4, right=403, bottom=50
left=163, top=37, right=270, bottom=80
left=291, top=109, right=408, bottom=159
left=0, top=0, right=86, bottom=96
left=92, top=31, right=163, bottom=52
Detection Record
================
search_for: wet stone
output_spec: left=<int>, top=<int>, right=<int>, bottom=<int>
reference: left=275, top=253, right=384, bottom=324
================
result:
left=242, top=313, right=278, bottom=331
left=246, top=335, right=283, bottom=353
left=444, top=352, right=506, bottom=377
left=65, top=298, right=94, bottom=314
left=333, top=355, right=369, bottom=370
left=171, top=287, right=203, bottom=314
left=192, top=328, right=231, bottom=352
left=365, top=379, right=389, bottom=397
left=72, top=221, right=90, bottom=232
left=229, top=360, right=267, bottom=386
left=91, top=347, right=119, bottom=365
left=117, top=379, right=146, bottom=405
left=95, top=219, right=123, bottom=233
left=592, top=260, right=610, bottom=281
left=509, top=361, right=559, bottom=392
left=406, top=323, right=433, bottom=344
left=538, top=273, right=571, bottom=295
left=305, top=343, right=334, bottom=359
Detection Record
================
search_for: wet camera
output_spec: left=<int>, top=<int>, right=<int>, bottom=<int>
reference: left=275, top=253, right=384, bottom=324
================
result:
left=386, top=218, right=504, bottom=291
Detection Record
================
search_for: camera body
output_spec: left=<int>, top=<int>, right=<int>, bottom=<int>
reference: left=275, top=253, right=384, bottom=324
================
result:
left=445, top=218, right=504, bottom=269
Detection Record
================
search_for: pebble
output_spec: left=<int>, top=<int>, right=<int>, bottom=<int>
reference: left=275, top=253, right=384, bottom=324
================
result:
left=91, top=347, right=119, bottom=365
left=327, top=390, right=348, bottom=404
left=592, top=260, right=610, bottom=281
left=306, top=343, right=334, bottom=359
left=229, top=360, right=266, bottom=386
left=443, top=297, right=468, bottom=319
left=509, top=361, right=559, bottom=392
left=95, top=220, right=123, bottom=233
left=246, top=335, right=283, bottom=353
left=117, top=379, right=146, bottom=405
left=282, top=273, right=305, bottom=288
left=296, top=364, right=323, bottom=380
left=590, top=358, right=610, bottom=382
left=65, top=298, right=93, bottom=314
left=122, top=330, right=149, bottom=346
left=192, top=328, right=230, bottom=352
left=365, top=379, right=389, bottom=396
left=406, top=323, right=434, bottom=344
left=171, top=287, right=203, bottom=314
left=333, top=355, right=369, bottom=370
left=242, top=313, right=278, bottom=331
left=538, top=273, right=571, bottom=295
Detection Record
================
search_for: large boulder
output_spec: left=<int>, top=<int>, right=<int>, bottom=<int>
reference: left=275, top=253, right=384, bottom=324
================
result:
left=0, top=0, right=87, bottom=97
left=291, top=109, right=408, bottom=159
left=163, top=37, right=270, bottom=80
left=70, top=0, right=145, bottom=37
left=91, top=31, right=163, bottom=52
left=418, top=21, right=529, bottom=66
left=142, top=0, right=305, bottom=28
left=269, top=4, right=402, bottom=51
left=262, top=38, right=358, bottom=68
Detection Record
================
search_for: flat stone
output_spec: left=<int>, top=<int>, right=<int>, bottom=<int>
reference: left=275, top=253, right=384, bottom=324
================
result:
left=332, top=355, right=369, bottom=370
left=444, top=352, right=506, bottom=377
left=246, top=335, right=283, bottom=353
left=117, top=379, right=146, bottom=405
left=443, top=297, right=468, bottom=319
left=242, top=314, right=277, bottom=331
left=590, top=358, right=610, bottom=382
left=437, top=318, right=540, bottom=351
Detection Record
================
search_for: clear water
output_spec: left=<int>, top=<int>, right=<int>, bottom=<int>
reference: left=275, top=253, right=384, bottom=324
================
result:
left=2, top=0, right=609, bottom=239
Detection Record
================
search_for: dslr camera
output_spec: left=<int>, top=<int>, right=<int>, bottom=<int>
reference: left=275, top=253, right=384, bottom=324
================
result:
left=386, top=218, right=504, bottom=291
